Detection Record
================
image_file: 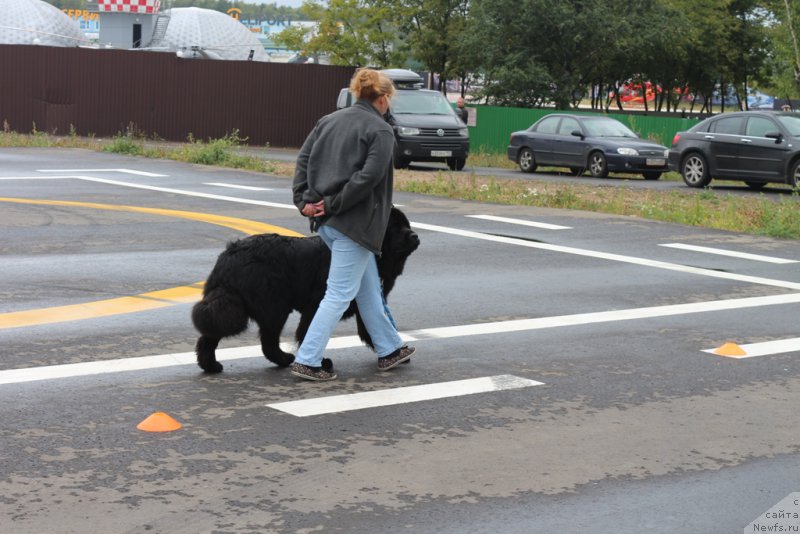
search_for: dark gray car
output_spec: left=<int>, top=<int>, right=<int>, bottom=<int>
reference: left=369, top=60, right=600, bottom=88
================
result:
left=668, top=110, right=800, bottom=189
left=507, top=114, right=669, bottom=180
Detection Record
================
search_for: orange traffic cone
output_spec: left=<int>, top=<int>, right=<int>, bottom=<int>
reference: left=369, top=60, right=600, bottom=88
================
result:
left=137, top=412, right=182, bottom=432
left=713, top=342, right=747, bottom=358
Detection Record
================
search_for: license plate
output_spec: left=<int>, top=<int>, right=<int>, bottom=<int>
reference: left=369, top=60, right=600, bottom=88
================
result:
left=431, top=150, right=452, bottom=157
left=646, top=158, right=666, bottom=166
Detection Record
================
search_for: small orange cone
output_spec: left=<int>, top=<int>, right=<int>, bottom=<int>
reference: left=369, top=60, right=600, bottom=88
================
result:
left=713, top=342, right=747, bottom=357
left=137, top=412, right=182, bottom=432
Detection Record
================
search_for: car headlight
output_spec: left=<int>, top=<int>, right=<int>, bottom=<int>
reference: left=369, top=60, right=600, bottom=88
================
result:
left=397, top=127, right=420, bottom=136
left=616, top=147, right=639, bottom=155
left=663, top=149, right=669, bottom=157
left=459, top=128, right=469, bottom=138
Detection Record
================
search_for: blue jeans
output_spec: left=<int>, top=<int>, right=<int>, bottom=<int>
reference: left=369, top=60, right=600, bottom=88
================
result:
left=294, top=224, right=404, bottom=367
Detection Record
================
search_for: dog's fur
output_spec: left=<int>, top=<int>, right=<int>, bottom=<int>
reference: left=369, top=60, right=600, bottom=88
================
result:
left=191, top=207, right=420, bottom=373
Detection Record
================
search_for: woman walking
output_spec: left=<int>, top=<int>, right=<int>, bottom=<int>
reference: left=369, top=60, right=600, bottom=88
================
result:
left=290, top=68, right=416, bottom=381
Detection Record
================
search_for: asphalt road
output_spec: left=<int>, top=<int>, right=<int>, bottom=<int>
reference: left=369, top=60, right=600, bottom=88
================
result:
left=1, top=147, right=799, bottom=533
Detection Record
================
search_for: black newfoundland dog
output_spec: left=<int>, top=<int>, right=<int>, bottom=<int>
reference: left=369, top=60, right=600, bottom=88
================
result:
left=191, top=207, right=420, bottom=373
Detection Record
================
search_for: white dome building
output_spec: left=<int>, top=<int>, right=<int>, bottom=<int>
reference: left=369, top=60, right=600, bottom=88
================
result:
left=161, top=7, right=270, bottom=62
left=0, top=0, right=86, bottom=47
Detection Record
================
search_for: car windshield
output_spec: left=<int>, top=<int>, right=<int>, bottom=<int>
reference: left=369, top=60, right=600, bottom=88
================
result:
left=777, top=115, right=800, bottom=137
left=582, top=118, right=637, bottom=138
left=391, top=91, right=455, bottom=115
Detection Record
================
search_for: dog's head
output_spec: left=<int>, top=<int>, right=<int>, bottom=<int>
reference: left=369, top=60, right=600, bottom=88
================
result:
left=377, top=206, right=420, bottom=296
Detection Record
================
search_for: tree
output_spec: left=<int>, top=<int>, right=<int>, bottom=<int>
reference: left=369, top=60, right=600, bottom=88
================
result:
left=398, top=0, right=469, bottom=92
left=763, top=0, right=800, bottom=103
left=469, top=0, right=614, bottom=109
left=272, top=0, right=407, bottom=67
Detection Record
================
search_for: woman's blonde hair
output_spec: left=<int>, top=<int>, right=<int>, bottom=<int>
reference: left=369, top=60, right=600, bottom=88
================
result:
left=349, top=68, right=395, bottom=103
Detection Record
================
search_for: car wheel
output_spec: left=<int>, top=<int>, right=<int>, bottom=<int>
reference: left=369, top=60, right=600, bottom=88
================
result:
left=588, top=152, right=608, bottom=178
left=393, top=152, right=409, bottom=169
left=447, top=157, right=466, bottom=171
left=642, top=172, right=661, bottom=180
left=790, top=160, right=800, bottom=190
left=680, top=152, right=711, bottom=188
left=518, top=147, right=537, bottom=173
left=745, top=181, right=766, bottom=190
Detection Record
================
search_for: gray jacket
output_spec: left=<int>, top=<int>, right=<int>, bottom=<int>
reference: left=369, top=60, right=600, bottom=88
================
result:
left=293, top=99, right=395, bottom=254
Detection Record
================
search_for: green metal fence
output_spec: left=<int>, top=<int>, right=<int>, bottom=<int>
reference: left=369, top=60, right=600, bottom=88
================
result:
left=465, top=105, right=701, bottom=154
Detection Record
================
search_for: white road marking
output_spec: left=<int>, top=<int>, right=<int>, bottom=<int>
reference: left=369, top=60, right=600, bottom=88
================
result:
left=411, top=222, right=800, bottom=291
left=703, top=337, right=800, bottom=359
left=467, top=214, right=571, bottom=230
left=10, top=174, right=800, bottom=291
left=2, top=292, right=799, bottom=386
left=70, top=176, right=295, bottom=209
left=204, top=182, right=273, bottom=191
left=266, top=375, right=544, bottom=417
left=0, top=176, right=75, bottom=180
left=659, top=243, right=797, bottom=264
left=38, top=168, right=167, bottom=177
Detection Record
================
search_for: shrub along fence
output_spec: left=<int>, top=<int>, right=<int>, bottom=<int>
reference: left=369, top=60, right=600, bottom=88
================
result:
left=465, top=105, right=702, bottom=154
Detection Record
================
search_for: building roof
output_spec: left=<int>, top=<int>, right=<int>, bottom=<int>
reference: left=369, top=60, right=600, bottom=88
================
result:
left=0, top=0, right=86, bottom=47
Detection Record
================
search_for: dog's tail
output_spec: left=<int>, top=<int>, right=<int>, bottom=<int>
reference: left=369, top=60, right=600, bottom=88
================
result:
left=191, top=287, right=249, bottom=338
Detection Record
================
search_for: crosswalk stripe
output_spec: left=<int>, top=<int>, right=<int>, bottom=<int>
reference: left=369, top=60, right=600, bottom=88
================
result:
left=266, top=375, right=544, bottom=417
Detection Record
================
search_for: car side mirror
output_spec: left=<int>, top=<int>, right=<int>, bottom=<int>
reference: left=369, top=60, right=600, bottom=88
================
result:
left=765, top=131, right=783, bottom=144
left=571, top=130, right=585, bottom=140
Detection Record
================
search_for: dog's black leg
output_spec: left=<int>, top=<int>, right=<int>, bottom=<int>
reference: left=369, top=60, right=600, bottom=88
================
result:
left=256, top=311, right=294, bottom=367
left=196, top=336, right=223, bottom=373
left=294, top=309, right=315, bottom=347
left=355, top=311, right=376, bottom=351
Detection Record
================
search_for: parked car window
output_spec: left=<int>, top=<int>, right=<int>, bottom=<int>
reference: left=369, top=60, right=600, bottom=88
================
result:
left=710, top=116, right=744, bottom=135
left=777, top=115, right=800, bottom=137
left=558, top=117, right=581, bottom=136
left=535, top=116, right=560, bottom=133
left=583, top=118, right=637, bottom=138
left=745, top=117, right=778, bottom=137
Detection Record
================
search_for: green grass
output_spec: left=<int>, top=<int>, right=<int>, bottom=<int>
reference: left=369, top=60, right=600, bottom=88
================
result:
left=2, top=127, right=798, bottom=239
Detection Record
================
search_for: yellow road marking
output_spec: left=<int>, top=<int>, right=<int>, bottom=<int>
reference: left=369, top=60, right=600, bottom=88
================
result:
left=0, top=198, right=303, bottom=329
left=0, top=197, right=301, bottom=237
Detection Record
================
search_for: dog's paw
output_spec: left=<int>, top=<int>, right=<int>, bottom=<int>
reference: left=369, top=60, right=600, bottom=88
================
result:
left=267, top=353, right=295, bottom=367
left=200, top=361, right=224, bottom=374
left=321, top=358, right=333, bottom=372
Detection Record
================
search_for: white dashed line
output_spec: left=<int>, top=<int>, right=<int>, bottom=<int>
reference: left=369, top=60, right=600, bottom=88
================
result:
left=467, top=214, right=571, bottom=230
left=266, top=375, right=544, bottom=417
left=204, top=182, right=273, bottom=191
left=38, top=168, right=168, bottom=177
left=411, top=222, right=800, bottom=291
left=660, top=243, right=798, bottom=264
left=2, top=292, right=800, bottom=386
left=703, top=337, right=800, bottom=359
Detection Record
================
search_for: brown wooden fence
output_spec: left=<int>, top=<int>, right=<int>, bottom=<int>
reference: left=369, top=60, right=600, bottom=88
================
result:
left=0, top=45, right=355, bottom=147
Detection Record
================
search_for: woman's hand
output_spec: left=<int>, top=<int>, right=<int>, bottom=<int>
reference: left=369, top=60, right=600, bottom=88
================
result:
left=301, top=200, right=325, bottom=217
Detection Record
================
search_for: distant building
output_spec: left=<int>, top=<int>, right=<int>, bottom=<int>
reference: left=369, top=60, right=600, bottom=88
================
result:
left=96, top=0, right=161, bottom=49
left=0, top=0, right=86, bottom=47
